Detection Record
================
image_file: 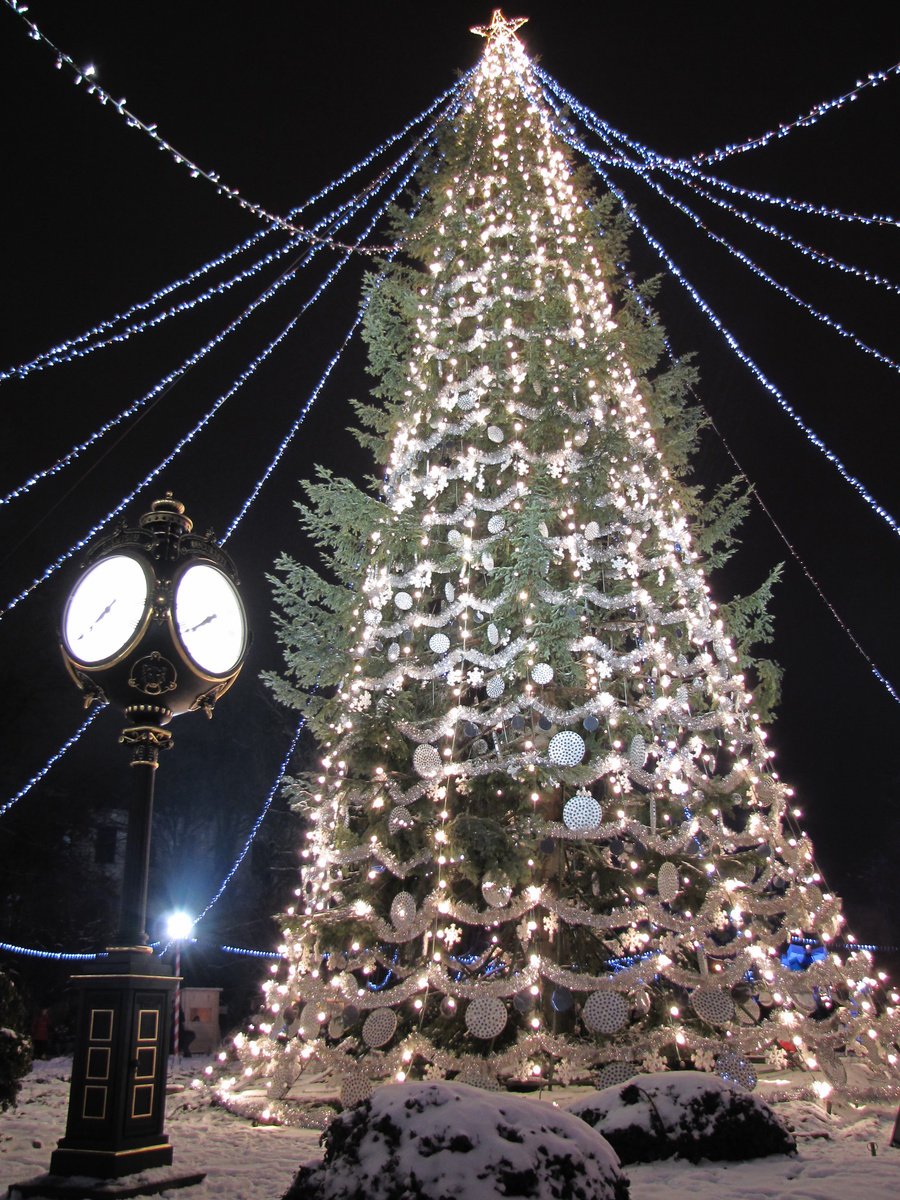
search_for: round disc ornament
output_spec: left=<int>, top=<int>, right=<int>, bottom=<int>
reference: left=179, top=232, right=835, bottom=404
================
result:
left=549, top=730, right=586, bottom=766
left=486, top=675, right=505, bottom=698
left=413, top=744, right=443, bottom=778
left=362, top=1007, right=398, bottom=1048
left=513, top=991, right=535, bottom=1014
left=487, top=515, right=505, bottom=534
left=531, top=663, right=554, bottom=685
left=595, top=1061, right=638, bottom=1088
left=465, top=997, right=507, bottom=1039
left=390, top=892, right=417, bottom=928
left=584, top=521, right=600, bottom=541
left=583, top=991, right=629, bottom=1034
left=394, top=591, right=413, bottom=611
left=583, top=714, right=600, bottom=732
left=487, top=425, right=504, bottom=443
left=429, top=632, right=451, bottom=655
left=297, top=1005, right=322, bottom=1039
left=715, top=1049, right=757, bottom=1091
left=388, top=806, right=414, bottom=835
left=563, top=790, right=601, bottom=831
left=439, top=995, right=458, bottom=1018
left=657, top=862, right=679, bottom=904
left=340, top=1073, right=373, bottom=1109
left=481, top=878, right=513, bottom=907
left=551, top=988, right=574, bottom=1013
left=690, top=987, right=735, bottom=1025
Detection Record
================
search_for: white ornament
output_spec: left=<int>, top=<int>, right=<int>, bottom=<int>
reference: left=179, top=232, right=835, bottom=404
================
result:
left=487, top=623, right=499, bottom=645
left=394, top=591, right=413, bottom=611
left=387, top=642, right=400, bottom=662
left=487, top=425, right=504, bottom=443
left=563, top=790, right=601, bottom=830
left=538, top=522, right=549, bottom=538
left=486, top=675, right=505, bottom=699
left=297, top=1004, right=322, bottom=1038
left=690, top=987, right=735, bottom=1025
left=481, top=552, right=494, bottom=571
left=413, top=744, right=443, bottom=778
left=429, top=632, right=451, bottom=655
left=594, top=1061, right=637, bottom=1088
left=584, top=521, right=600, bottom=541
left=481, top=879, right=513, bottom=907
left=657, top=862, right=679, bottom=903
left=445, top=583, right=455, bottom=602
left=447, top=530, right=462, bottom=547
left=583, top=991, right=629, bottom=1034
left=629, top=735, right=647, bottom=769
left=548, top=730, right=586, bottom=766
left=465, top=997, right=507, bottom=1039
left=531, top=663, right=554, bottom=685
left=364, top=609, right=382, bottom=627
left=390, top=891, right=417, bottom=928
left=487, top=515, right=505, bottom=534
left=362, top=1008, right=398, bottom=1048
left=388, top=807, right=414, bottom=835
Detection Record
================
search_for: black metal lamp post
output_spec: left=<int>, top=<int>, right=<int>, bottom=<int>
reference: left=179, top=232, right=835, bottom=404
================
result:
left=48, top=495, right=248, bottom=1180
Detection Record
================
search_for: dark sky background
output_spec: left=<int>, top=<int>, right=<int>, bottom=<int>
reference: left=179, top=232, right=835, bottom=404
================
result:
left=1, top=2, right=899, bottom=964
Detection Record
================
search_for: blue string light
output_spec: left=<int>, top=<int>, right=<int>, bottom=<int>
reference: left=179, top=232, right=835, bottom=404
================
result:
left=0, top=76, right=468, bottom=388
left=532, top=80, right=900, bottom=541
left=0, top=942, right=107, bottom=961
left=4, top=0, right=460, bottom=253
left=0, top=703, right=107, bottom=818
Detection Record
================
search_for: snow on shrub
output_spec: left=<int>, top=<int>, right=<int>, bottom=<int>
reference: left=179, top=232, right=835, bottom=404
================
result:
left=284, top=1080, right=630, bottom=1200
left=568, top=1071, right=796, bottom=1164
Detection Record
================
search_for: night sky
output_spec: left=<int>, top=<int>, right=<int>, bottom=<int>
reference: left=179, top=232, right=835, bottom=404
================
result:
left=1, top=3, right=899, bottom=962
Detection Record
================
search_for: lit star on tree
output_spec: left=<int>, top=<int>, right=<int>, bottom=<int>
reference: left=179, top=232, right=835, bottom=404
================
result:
left=470, top=10, right=528, bottom=45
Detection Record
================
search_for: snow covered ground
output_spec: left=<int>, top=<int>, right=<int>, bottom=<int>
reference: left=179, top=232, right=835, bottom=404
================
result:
left=2, top=1058, right=899, bottom=1199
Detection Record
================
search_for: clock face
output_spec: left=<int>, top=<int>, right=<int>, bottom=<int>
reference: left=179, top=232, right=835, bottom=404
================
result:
left=63, top=554, right=150, bottom=665
left=173, top=562, right=246, bottom=676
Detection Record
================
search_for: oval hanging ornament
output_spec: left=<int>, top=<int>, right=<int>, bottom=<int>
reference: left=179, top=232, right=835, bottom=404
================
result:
left=394, top=591, right=413, bottom=611
left=551, top=988, right=574, bottom=1013
left=362, top=1007, right=398, bottom=1048
left=439, top=995, right=458, bottom=1018
left=388, top=806, right=414, bottom=835
left=429, top=632, right=451, bottom=655
left=549, top=730, right=586, bottom=766
left=715, top=1049, right=757, bottom=1091
left=595, top=1061, right=638, bottom=1088
left=532, top=663, right=554, bottom=685
left=657, top=862, right=680, bottom=904
left=690, top=987, right=735, bottom=1025
left=328, top=1017, right=346, bottom=1040
left=583, top=991, right=629, bottom=1034
left=447, top=529, right=463, bottom=547
left=481, top=878, right=513, bottom=908
left=486, top=675, right=505, bottom=699
left=387, top=642, right=400, bottom=663
left=445, top=583, right=455, bottom=602
left=629, top=735, right=648, bottom=769
left=632, top=988, right=652, bottom=1016
left=487, top=515, right=505, bottom=534
left=465, top=997, right=507, bottom=1039
left=583, top=714, right=600, bottom=732
left=481, top=552, right=494, bottom=571
left=487, top=622, right=500, bottom=645
left=340, top=1073, right=373, bottom=1109
left=390, top=892, right=417, bottom=929
left=413, top=744, right=443, bottom=778
left=584, top=521, right=600, bottom=541
left=563, top=790, right=601, bottom=831
left=297, top=1004, right=322, bottom=1039
left=487, top=425, right=504, bottom=443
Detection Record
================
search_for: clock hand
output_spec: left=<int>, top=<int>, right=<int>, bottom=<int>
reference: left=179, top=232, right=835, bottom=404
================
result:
left=184, top=612, right=218, bottom=633
left=77, top=598, right=117, bottom=640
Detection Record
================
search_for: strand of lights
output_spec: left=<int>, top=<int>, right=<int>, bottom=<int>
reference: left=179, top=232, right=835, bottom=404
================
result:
left=0, top=77, right=466, bottom=385
left=218, top=945, right=283, bottom=960
left=683, top=61, right=900, bottom=166
left=220, top=163, right=428, bottom=541
left=617, top=161, right=900, bottom=378
left=533, top=84, right=900, bottom=541
left=191, top=712, right=310, bottom=928
left=0, top=141, right=434, bottom=616
left=663, top=174, right=900, bottom=297
left=536, top=66, right=900, bottom=230
left=4, top=1, right=467, bottom=254
left=0, top=943, right=106, bottom=961
left=0, top=112, right=447, bottom=510
left=0, top=703, right=107, bottom=818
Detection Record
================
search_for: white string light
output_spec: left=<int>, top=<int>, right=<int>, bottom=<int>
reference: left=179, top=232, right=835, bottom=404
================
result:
left=0, top=703, right=107, bottom=817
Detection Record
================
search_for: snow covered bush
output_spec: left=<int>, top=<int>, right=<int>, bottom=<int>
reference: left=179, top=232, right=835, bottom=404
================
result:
left=568, top=1071, right=796, bottom=1164
left=284, top=1081, right=629, bottom=1200
left=0, top=966, right=32, bottom=1111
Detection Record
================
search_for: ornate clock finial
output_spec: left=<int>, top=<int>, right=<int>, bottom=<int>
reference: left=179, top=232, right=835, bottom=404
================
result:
left=470, top=9, right=528, bottom=45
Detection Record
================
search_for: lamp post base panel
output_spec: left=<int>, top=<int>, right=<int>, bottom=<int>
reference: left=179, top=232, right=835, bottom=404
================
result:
left=50, top=951, right=178, bottom=1180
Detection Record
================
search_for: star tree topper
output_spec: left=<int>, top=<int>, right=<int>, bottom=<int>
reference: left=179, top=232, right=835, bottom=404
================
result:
left=470, top=9, right=528, bottom=46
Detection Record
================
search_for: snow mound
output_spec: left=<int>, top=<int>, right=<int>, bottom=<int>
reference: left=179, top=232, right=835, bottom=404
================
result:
left=568, top=1071, right=796, bottom=1164
left=284, top=1080, right=629, bottom=1200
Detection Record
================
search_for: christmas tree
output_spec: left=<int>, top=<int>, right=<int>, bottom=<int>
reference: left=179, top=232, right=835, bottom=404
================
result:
left=219, top=13, right=898, bottom=1117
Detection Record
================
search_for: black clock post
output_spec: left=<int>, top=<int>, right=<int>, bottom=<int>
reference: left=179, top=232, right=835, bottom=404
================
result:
left=44, top=495, right=248, bottom=1185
